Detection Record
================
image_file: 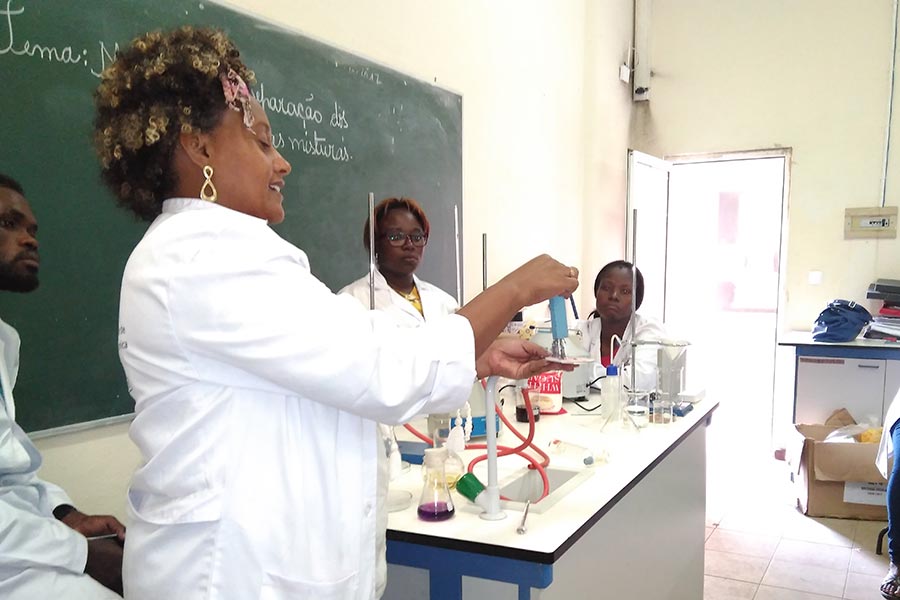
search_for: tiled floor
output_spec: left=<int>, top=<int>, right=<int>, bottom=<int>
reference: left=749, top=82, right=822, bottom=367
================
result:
left=704, top=410, right=891, bottom=599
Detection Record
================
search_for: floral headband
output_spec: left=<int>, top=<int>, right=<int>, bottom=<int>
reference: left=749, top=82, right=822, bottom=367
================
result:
left=220, top=68, right=254, bottom=129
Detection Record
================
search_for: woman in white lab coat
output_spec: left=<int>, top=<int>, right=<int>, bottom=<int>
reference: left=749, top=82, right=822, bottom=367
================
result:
left=340, top=196, right=458, bottom=324
left=340, top=196, right=458, bottom=598
left=93, top=27, right=578, bottom=600
left=581, top=261, right=665, bottom=391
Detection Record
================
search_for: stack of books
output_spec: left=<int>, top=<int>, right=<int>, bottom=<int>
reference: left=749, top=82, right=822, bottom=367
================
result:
left=865, top=279, right=900, bottom=340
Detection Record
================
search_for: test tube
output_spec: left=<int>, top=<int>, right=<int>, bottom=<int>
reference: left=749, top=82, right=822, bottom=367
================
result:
left=549, top=296, right=568, bottom=359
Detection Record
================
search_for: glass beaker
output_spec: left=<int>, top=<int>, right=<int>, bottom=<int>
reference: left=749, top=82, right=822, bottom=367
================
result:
left=651, top=394, right=674, bottom=425
left=427, top=413, right=453, bottom=447
left=622, top=390, right=650, bottom=429
left=381, top=423, right=413, bottom=512
left=417, top=447, right=455, bottom=521
left=515, top=386, right=540, bottom=423
left=657, top=343, right=688, bottom=400
left=443, top=448, right=465, bottom=490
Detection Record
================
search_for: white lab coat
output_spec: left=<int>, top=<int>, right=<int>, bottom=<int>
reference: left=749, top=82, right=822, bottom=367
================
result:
left=0, top=318, right=118, bottom=599
left=340, top=270, right=459, bottom=327
left=580, top=313, right=666, bottom=391
left=119, top=198, right=475, bottom=600
left=339, top=270, right=458, bottom=598
left=877, top=392, right=900, bottom=478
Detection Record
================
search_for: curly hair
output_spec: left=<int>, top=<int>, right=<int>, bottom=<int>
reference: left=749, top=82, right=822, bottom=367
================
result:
left=362, top=197, right=431, bottom=251
left=93, top=27, right=255, bottom=221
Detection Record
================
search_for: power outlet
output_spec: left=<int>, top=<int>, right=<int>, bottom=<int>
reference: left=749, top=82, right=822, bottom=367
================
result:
left=844, top=206, right=898, bottom=239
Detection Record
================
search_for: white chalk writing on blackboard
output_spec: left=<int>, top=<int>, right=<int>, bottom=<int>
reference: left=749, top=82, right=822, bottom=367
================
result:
left=346, top=64, right=382, bottom=85
left=330, top=102, right=349, bottom=129
left=256, top=84, right=352, bottom=162
left=256, top=84, right=324, bottom=129
left=0, top=1, right=354, bottom=162
left=1, top=1, right=80, bottom=66
left=0, top=1, right=122, bottom=77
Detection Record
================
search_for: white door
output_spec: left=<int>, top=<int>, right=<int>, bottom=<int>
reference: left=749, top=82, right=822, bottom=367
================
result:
left=625, top=150, right=671, bottom=323
left=627, top=151, right=788, bottom=523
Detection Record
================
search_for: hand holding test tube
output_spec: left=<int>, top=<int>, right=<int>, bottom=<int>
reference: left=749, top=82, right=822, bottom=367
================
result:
left=546, top=296, right=592, bottom=365
left=549, top=296, right=567, bottom=359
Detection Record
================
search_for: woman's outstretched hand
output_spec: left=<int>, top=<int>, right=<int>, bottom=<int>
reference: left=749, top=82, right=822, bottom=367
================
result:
left=475, top=337, right=575, bottom=380
left=498, top=255, right=579, bottom=308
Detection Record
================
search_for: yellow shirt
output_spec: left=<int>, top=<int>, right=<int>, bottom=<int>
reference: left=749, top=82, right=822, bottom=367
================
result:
left=399, top=284, right=424, bottom=316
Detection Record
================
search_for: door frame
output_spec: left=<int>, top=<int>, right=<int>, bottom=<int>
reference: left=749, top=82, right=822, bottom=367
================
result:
left=663, top=148, right=792, bottom=335
left=626, top=149, right=673, bottom=322
left=664, top=147, right=792, bottom=443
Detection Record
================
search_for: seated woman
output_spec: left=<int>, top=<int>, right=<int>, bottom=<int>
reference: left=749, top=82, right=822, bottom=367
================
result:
left=581, top=260, right=665, bottom=391
left=339, top=196, right=457, bottom=599
left=878, top=397, right=900, bottom=599
left=340, top=196, right=457, bottom=321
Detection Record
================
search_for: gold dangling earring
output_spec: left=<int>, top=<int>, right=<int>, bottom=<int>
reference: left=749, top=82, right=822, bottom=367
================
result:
left=200, top=165, right=217, bottom=202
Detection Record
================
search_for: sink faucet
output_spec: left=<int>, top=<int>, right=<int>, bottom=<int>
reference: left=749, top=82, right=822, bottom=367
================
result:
left=480, top=375, right=507, bottom=521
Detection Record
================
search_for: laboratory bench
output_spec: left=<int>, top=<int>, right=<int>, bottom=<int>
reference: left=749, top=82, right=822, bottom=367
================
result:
left=383, top=393, right=719, bottom=600
left=779, top=331, right=900, bottom=424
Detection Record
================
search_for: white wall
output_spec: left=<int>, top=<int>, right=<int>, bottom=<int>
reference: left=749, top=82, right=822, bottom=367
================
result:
left=33, top=422, right=139, bottom=517
left=583, top=0, right=637, bottom=306
left=635, top=0, right=897, bottom=329
left=232, top=0, right=589, bottom=293
left=34, top=0, right=635, bottom=519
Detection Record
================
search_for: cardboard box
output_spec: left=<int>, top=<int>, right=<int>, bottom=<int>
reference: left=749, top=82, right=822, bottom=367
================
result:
left=785, top=424, right=887, bottom=520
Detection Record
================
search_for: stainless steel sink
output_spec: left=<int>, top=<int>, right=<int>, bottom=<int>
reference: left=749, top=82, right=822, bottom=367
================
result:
left=499, top=466, right=594, bottom=514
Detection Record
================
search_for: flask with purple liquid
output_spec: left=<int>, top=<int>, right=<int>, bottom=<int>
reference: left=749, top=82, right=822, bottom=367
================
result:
left=417, top=447, right=455, bottom=522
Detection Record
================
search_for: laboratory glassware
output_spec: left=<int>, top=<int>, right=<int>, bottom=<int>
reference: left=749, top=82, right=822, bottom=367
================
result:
left=417, top=447, right=455, bottom=521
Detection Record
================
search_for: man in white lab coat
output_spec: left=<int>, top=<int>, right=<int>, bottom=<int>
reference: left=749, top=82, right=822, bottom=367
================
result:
left=0, top=174, right=126, bottom=599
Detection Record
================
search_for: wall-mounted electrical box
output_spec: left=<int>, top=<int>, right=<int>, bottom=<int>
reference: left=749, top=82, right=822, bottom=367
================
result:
left=844, top=206, right=898, bottom=239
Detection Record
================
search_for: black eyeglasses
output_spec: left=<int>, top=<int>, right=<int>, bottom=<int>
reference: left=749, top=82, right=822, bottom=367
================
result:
left=380, top=232, right=428, bottom=247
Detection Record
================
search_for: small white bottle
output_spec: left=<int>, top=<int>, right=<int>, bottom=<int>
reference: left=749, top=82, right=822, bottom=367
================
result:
left=603, top=364, right=621, bottom=422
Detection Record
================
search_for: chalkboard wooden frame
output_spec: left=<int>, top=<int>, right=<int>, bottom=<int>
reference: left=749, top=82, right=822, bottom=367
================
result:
left=0, top=0, right=463, bottom=435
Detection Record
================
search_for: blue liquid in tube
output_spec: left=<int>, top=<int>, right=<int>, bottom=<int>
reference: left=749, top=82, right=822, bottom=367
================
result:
left=549, top=296, right=567, bottom=340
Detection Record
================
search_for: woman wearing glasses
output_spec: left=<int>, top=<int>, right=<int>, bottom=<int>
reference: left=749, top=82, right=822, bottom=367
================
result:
left=339, top=197, right=458, bottom=598
left=340, top=197, right=457, bottom=323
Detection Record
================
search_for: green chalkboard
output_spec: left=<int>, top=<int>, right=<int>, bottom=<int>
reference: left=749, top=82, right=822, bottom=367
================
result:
left=0, top=0, right=463, bottom=433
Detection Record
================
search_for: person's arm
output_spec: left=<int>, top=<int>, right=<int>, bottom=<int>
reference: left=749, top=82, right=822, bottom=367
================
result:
left=0, top=479, right=122, bottom=590
left=58, top=507, right=126, bottom=541
left=475, top=337, right=572, bottom=380
left=164, top=240, right=474, bottom=425
left=162, top=231, right=576, bottom=424
left=56, top=506, right=124, bottom=595
left=0, top=495, right=87, bottom=575
left=457, top=255, right=578, bottom=359
left=0, top=418, right=90, bottom=574
left=84, top=537, right=124, bottom=595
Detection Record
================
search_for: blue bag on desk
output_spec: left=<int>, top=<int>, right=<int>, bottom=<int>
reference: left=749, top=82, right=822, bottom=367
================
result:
left=811, top=299, right=872, bottom=342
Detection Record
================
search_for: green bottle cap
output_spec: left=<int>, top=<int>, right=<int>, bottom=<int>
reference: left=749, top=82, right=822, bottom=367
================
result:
left=455, top=472, right=485, bottom=502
